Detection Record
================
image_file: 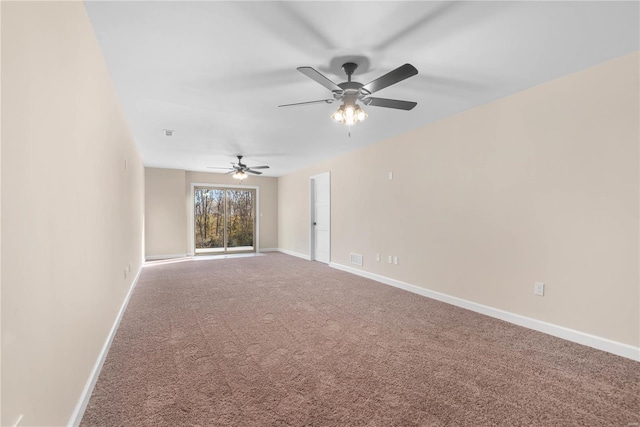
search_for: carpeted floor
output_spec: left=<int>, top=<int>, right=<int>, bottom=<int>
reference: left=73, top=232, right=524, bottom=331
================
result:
left=81, top=253, right=639, bottom=426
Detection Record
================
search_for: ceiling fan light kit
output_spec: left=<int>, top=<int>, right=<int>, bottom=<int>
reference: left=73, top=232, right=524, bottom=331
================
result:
left=232, top=170, right=248, bottom=180
left=331, top=102, right=367, bottom=125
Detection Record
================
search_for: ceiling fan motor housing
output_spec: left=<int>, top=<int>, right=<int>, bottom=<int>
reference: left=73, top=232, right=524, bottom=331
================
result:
left=234, top=155, right=244, bottom=168
left=338, top=62, right=377, bottom=102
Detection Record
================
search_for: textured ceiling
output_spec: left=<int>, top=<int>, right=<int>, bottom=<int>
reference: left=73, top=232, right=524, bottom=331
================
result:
left=84, top=1, right=639, bottom=177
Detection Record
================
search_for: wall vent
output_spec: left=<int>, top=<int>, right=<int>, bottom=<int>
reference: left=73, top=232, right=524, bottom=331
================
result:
left=350, top=253, right=363, bottom=266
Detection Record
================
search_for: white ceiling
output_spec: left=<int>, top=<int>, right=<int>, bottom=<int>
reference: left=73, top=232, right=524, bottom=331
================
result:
left=84, top=1, right=639, bottom=177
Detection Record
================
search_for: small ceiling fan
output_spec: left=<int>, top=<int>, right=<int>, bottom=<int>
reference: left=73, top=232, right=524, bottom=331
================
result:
left=207, top=155, right=269, bottom=180
left=279, top=62, right=418, bottom=126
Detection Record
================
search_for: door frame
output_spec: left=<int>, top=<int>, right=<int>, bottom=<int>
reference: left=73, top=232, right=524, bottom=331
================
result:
left=189, top=183, right=260, bottom=256
left=309, top=171, right=330, bottom=263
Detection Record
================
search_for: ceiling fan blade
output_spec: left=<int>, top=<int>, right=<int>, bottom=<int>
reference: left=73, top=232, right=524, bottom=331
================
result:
left=207, top=167, right=232, bottom=170
left=278, top=99, right=335, bottom=108
left=363, top=97, right=417, bottom=110
left=248, top=165, right=269, bottom=169
left=225, top=170, right=236, bottom=174
left=361, top=64, right=418, bottom=95
left=297, top=67, right=343, bottom=92
left=245, top=169, right=263, bottom=175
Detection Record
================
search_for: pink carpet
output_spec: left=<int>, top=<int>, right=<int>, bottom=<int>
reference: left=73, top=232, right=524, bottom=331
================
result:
left=81, top=253, right=639, bottom=426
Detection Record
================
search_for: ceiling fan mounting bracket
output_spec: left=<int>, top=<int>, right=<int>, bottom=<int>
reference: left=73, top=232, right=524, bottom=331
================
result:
left=341, top=62, right=358, bottom=82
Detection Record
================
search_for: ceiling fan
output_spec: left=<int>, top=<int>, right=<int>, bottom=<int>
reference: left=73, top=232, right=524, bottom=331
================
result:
left=279, top=62, right=418, bottom=126
left=207, top=155, right=269, bottom=180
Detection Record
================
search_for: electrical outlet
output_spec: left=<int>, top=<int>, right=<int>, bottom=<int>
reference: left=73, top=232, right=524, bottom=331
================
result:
left=534, top=282, right=545, bottom=296
left=393, top=256, right=398, bottom=265
left=388, top=171, right=393, bottom=180
left=376, top=253, right=380, bottom=262
left=388, top=255, right=392, bottom=264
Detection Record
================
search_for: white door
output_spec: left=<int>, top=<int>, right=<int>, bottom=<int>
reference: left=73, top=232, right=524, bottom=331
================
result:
left=311, top=172, right=330, bottom=264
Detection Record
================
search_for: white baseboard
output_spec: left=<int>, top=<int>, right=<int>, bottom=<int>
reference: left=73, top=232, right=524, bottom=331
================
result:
left=145, top=253, right=187, bottom=261
left=259, top=248, right=279, bottom=253
left=329, top=262, right=640, bottom=362
left=67, top=266, right=143, bottom=426
left=277, top=248, right=311, bottom=261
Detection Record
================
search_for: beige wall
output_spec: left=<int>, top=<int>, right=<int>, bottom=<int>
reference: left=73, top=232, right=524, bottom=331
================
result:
left=279, top=52, right=640, bottom=348
left=0, top=2, right=4, bottom=422
left=1, top=2, right=145, bottom=426
left=145, top=168, right=278, bottom=258
left=145, top=168, right=187, bottom=257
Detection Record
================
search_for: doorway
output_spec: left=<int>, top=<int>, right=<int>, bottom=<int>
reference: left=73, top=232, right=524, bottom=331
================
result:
left=310, top=172, right=330, bottom=264
left=193, top=186, right=257, bottom=255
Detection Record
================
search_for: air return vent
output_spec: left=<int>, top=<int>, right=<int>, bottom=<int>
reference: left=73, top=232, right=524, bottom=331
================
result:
left=350, top=253, right=363, bottom=266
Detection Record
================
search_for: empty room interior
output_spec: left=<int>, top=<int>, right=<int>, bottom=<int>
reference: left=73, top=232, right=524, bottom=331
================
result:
left=2, top=1, right=639, bottom=426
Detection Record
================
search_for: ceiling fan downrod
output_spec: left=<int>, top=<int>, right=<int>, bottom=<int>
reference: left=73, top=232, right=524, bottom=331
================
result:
left=342, top=62, right=358, bottom=83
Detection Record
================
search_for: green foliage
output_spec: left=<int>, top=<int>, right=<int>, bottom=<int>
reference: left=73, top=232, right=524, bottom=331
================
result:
left=194, top=188, right=254, bottom=250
